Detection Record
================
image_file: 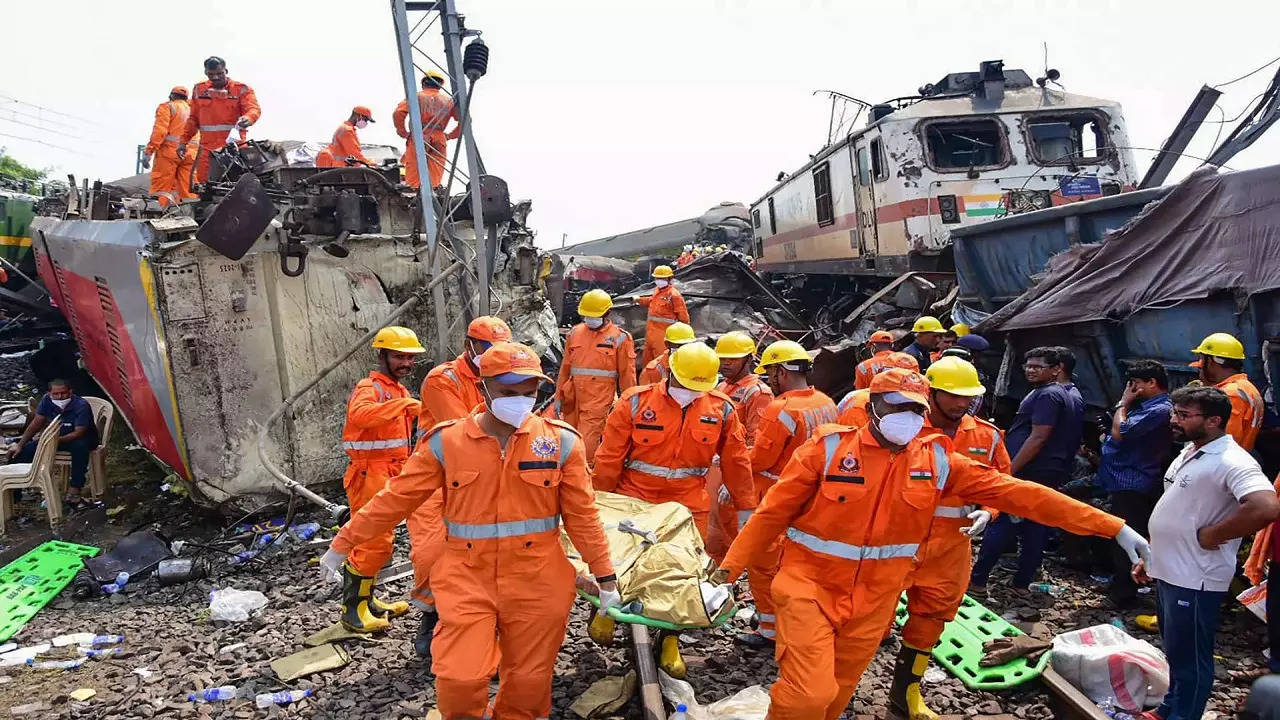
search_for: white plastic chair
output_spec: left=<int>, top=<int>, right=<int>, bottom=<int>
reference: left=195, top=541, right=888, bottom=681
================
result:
left=0, top=418, right=65, bottom=534
left=52, top=397, right=115, bottom=499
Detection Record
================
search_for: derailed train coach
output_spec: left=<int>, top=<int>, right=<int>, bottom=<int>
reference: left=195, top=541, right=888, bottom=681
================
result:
left=751, top=60, right=1140, bottom=309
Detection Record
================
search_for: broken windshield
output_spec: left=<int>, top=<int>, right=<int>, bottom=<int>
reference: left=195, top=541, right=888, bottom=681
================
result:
left=922, top=118, right=1008, bottom=171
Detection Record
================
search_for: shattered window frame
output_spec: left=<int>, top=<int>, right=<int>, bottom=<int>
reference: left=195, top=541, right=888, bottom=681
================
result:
left=871, top=137, right=888, bottom=181
left=1023, top=110, right=1113, bottom=167
left=752, top=208, right=761, bottom=229
left=918, top=116, right=1011, bottom=173
left=812, top=162, right=834, bottom=227
left=767, top=196, right=777, bottom=235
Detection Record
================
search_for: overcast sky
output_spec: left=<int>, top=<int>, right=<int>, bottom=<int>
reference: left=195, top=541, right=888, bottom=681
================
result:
left=3, top=0, right=1278, bottom=248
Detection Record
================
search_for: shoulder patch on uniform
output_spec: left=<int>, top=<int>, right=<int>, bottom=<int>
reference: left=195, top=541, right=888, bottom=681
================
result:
left=814, top=423, right=856, bottom=438
left=546, top=418, right=583, bottom=437
left=618, top=384, right=648, bottom=400
left=708, top=389, right=733, bottom=403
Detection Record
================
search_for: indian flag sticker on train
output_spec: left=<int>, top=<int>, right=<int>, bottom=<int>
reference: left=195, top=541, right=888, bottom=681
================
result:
left=963, top=194, right=1005, bottom=218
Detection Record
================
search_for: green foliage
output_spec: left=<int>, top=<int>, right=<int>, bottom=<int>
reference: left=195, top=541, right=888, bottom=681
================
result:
left=0, top=148, right=47, bottom=182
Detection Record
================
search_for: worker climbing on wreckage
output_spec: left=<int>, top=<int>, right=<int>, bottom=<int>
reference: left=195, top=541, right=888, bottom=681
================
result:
left=141, top=86, right=199, bottom=207
left=323, top=341, right=619, bottom=720
left=316, top=106, right=379, bottom=168
left=593, top=341, right=756, bottom=677
left=334, top=327, right=424, bottom=633
left=639, top=321, right=695, bottom=385
left=738, top=340, right=837, bottom=650
left=637, top=265, right=690, bottom=367
left=708, top=331, right=773, bottom=561
left=394, top=70, right=461, bottom=190
left=179, top=56, right=261, bottom=184
left=714, top=367, right=1152, bottom=720
left=556, top=289, right=636, bottom=461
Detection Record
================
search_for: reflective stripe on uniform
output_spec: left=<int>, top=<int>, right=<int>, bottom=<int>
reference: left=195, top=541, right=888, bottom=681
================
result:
left=757, top=613, right=776, bottom=623
left=822, top=432, right=841, bottom=468
left=427, top=431, right=446, bottom=463
left=571, top=368, right=619, bottom=378
left=737, top=509, right=752, bottom=530
left=837, top=392, right=856, bottom=414
left=989, top=430, right=1000, bottom=459
left=649, top=316, right=678, bottom=324
left=442, top=368, right=459, bottom=385
left=932, top=442, right=951, bottom=490
left=1235, top=388, right=1264, bottom=428
left=200, top=123, right=236, bottom=132
left=757, top=470, right=780, bottom=481
left=558, top=429, right=576, bottom=466
left=624, top=459, right=709, bottom=479
left=739, top=384, right=761, bottom=403
left=630, top=394, right=642, bottom=417
left=933, top=505, right=970, bottom=519
left=759, top=628, right=776, bottom=638
left=778, top=411, right=798, bottom=434
left=343, top=438, right=409, bottom=450
left=446, top=514, right=560, bottom=540
left=785, top=527, right=919, bottom=561
left=164, top=134, right=182, bottom=144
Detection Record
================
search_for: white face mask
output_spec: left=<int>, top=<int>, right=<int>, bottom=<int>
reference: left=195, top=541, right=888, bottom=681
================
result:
left=875, top=409, right=924, bottom=446
left=654, top=279, right=670, bottom=288
left=51, top=397, right=72, bottom=409
left=668, top=386, right=704, bottom=408
left=583, top=317, right=604, bottom=330
left=355, top=119, right=369, bottom=129
left=488, top=395, right=535, bottom=428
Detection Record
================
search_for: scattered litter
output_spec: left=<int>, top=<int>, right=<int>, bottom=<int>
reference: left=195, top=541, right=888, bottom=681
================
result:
left=734, top=608, right=755, bottom=622
left=1237, top=580, right=1267, bottom=622
left=255, top=689, right=313, bottom=708
left=124, top=444, right=142, bottom=451
left=1, top=643, right=51, bottom=664
left=101, top=571, right=131, bottom=594
left=188, top=685, right=237, bottom=702
left=271, top=643, right=351, bottom=681
left=218, top=643, right=247, bottom=655
left=84, top=530, right=170, bottom=585
left=69, top=688, right=96, bottom=702
left=207, top=588, right=268, bottom=622
left=659, top=672, right=769, bottom=719
left=9, top=701, right=47, bottom=715
left=27, top=657, right=86, bottom=670
left=1052, top=624, right=1169, bottom=712
left=922, top=667, right=947, bottom=683
left=105, top=506, right=126, bottom=517
left=132, top=667, right=153, bottom=678
left=52, top=633, right=123, bottom=648
left=155, top=557, right=207, bottom=586
left=304, top=622, right=379, bottom=647
left=570, top=671, right=636, bottom=718
left=0, top=643, right=13, bottom=654
left=78, top=647, right=122, bottom=659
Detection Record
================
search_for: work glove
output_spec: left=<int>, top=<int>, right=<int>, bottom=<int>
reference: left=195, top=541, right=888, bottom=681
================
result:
left=980, top=635, right=1051, bottom=666
left=1114, top=525, right=1151, bottom=566
left=176, top=144, right=187, bottom=160
left=961, top=509, right=991, bottom=537
left=599, top=587, right=622, bottom=615
left=709, top=566, right=732, bottom=586
left=141, top=155, right=151, bottom=170
left=319, top=548, right=346, bottom=583
left=236, top=115, right=252, bottom=129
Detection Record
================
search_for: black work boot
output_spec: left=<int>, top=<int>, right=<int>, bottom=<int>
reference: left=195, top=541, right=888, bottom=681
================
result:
left=340, top=563, right=390, bottom=633
left=889, top=643, right=939, bottom=720
left=413, top=611, right=438, bottom=658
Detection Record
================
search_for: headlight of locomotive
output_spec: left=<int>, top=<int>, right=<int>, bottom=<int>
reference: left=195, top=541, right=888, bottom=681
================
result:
left=1007, top=189, right=1052, bottom=215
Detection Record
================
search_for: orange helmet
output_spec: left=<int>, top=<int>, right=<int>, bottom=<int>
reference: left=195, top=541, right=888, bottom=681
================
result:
left=170, top=86, right=189, bottom=98
left=467, top=316, right=512, bottom=344
left=352, top=105, right=375, bottom=122
left=883, top=352, right=920, bottom=372
left=869, top=368, right=930, bottom=408
left=869, top=330, right=894, bottom=345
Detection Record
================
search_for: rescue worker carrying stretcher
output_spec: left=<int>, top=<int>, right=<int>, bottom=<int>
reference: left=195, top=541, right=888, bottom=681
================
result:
left=738, top=340, right=837, bottom=650
left=708, top=331, right=773, bottom=562
left=715, top=367, right=1152, bottom=720
left=637, top=265, right=690, bottom=367
left=335, top=326, right=424, bottom=633
left=324, top=342, right=618, bottom=720
left=316, top=105, right=378, bottom=168
left=639, top=322, right=695, bottom=385
left=408, top=315, right=513, bottom=658
left=556, top=290, right=636, bottom=461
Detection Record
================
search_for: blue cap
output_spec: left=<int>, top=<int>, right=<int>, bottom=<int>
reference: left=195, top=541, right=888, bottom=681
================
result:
left=676, top=705, right=688, bottom=712
left=956, top=334, right=989, bottom=352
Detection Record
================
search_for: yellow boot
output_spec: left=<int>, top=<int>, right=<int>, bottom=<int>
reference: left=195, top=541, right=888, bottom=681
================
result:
left=659, top=632, right=686, bottom=679
left=889, top=643, right=939, bottom=720
left=369, top=592, right=411, bottom=619
left=340, top=563, right=391, bottom=633
left=587, top=609, right=616, bottom=647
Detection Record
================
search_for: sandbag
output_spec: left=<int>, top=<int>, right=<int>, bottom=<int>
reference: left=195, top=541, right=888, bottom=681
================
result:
left=1051, top=624, right=1169, bottom=712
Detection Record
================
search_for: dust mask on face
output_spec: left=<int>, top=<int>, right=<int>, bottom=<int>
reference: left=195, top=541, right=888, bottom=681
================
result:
left=654, top=279, right=670, bottom=288
left=355, top=119, right=369, bottom=129
left=583, top=317, right=604, bottom=329
left=484, top=386, right=535, bottom=428
left=874, top=407, right=924, bottom=446
left=51, top=397, right=71, bottom=409
left=668, top=386, right=703, bottom=408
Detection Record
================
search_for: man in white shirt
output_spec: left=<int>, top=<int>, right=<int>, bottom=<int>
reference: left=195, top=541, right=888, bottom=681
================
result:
left=1135, top=386, right=1279, bottom=720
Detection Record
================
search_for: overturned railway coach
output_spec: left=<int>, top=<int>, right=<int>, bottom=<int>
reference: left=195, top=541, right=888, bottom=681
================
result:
left=752, top=61, right=1140, bottom=290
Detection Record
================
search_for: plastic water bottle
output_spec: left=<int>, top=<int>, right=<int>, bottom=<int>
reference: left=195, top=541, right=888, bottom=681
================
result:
left=79, top=646, right=123, bottom=659
left=289, top=522, right=321, bottom=542
left=1027, top=582, right=1067, bottom=597
left=671, top=703, right=689, bottom=720
left=27, top=658, right=86, bottom=670
left=255, top=689, right=312, bottom=708
left=101, top=571, right=131, bottom=594
left=188, top=686, right=237, bottom=702
left=1109, top=617, right=1125, bottom=629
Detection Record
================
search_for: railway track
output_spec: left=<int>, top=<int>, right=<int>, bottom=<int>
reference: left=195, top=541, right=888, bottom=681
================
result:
left=1041, top=666, right=1113, bottom=720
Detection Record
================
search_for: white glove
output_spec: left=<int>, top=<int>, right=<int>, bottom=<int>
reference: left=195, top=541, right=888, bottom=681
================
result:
left=319, top=548, right=346, bottom=583
left=1115, top=525, right=1151, bottom=566
left=961, top=509, right=991, bottom=537
left=599, top=587, right=622, bottom=614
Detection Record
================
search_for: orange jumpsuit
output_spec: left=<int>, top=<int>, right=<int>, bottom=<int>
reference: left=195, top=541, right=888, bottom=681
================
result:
left=638, top=351, right=671, bottom=385
left=854, top=350, right=894, bottom=390
left=708, top=374, right=774, bottom=561
left=636, top=285, right=690, bottom=367
left=745, top=387, right=838, bottom=641
left=721, top=426, right=1124, bottom=720
left=341, top=371, right=420, bottom=576
left=393, top=88, right=461, bottom=189
left=1216, top=373, right=1264, bottom=451
left=181, top=79, right=261, bottom=184
left=316, top=122, right=375, bottom=168
left=332, top=414, right=614, bottom=720
left=556, top=320, right=637, bottom=460
left=145, top=99, right=198, bottom=206
left=835, top=388, right=871, bottom=427
left=594, top=383, right=755, bottom=541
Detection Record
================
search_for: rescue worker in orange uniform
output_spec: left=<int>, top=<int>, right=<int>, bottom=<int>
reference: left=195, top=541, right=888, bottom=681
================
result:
left=336, top=327, right=424, bottom=632
left=716, top=368, right=1151, bottom=720
left=854, top=330, right=897, bottom=390
left=889, top=357, right=1010, bottom=720
left=1191, top=332, right=1263, bottom=451
left=316, top=106, right=378, bottom=168
left=393, top=71, right=461, bottom=190
left=323, top=342, right=618, bottom=720
left=410, top=315, right=512, bottom=657
left=556, top=290, right=636, bottom=460
left=594, top=341, right=756, bottom=677
left=639, top=322, right=695, bottom=385
left=141, top=86, right=199, bottom=207
left=637, top=265, right=690, bottom=367
left=708, top=331, right=773, bottom=562
left=179, top=56, right=261, bottom=184
left=838, top=351, right=920, bottom=426
left=739, top=340, right=838, bottom=649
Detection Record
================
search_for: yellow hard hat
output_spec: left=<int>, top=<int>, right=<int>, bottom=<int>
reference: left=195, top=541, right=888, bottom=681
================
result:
left=950, top=323, right=971, bottom=337
left=754, top=340, right=810, bottom=374
left=425, top=70, right=447, bottom=84
left=664, top=322, right=696, bottom=345
left=925, top=356, right=986, bottom=397
left=669, top=342, right=720, bottom=392
left=371, top=326, right=426, bottom=354
left=715, top=331, right=756, bottom=359
left=1191, top=332, right=1245, bottom=360
left=652, top=265, right=674, bottom=279
left=577, top=289, right=613, bottom=318
left=912, top=316, right=945, bottom=333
